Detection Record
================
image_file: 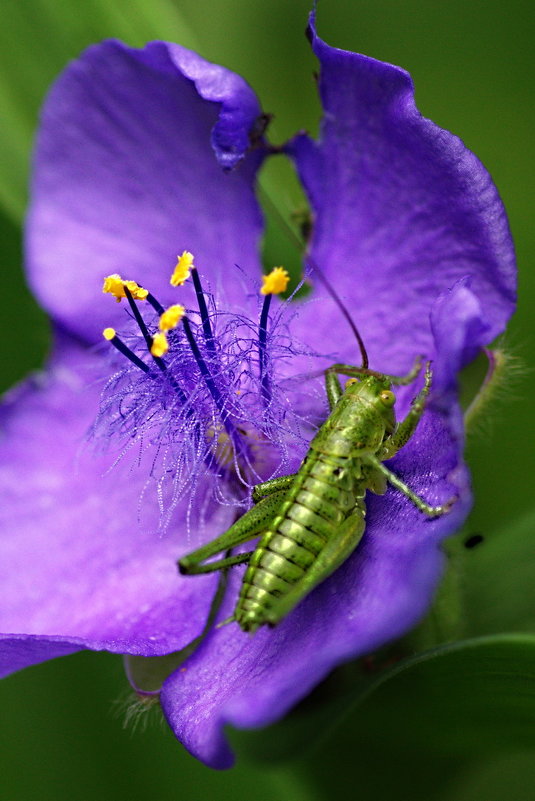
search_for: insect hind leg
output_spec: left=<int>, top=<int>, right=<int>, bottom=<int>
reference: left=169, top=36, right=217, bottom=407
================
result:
left=178, top=489, right=287, bottom=575
left=252, top=473, right=296, bottom=502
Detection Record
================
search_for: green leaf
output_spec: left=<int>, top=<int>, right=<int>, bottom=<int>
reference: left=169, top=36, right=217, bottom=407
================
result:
left=293, top=634, right=535, bottom=801
left=0, top=651, right=317, bottom=801
left=461, top=511, right=535, bottom=635
left=0, top=0, right=197, bottom=221
left=231, top=634, right=535, bottom=775
left=347, top=633, right=535, bottom=755
left=0, top=210, right=49, bottom=390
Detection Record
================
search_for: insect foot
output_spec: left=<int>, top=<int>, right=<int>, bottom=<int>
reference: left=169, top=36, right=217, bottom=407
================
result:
left=422, top=495, right=458, bottom=518
left=441, top=496, right=458, bottom=514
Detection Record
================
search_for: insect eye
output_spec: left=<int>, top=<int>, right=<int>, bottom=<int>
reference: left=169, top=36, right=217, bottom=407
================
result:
left=346, top=378, right=358, bottom=387
left=380, top=390, right=395, bottom=407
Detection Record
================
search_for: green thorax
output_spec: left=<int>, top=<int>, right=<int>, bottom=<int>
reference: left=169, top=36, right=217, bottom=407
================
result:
left=309, top=375, right=397, bottom=459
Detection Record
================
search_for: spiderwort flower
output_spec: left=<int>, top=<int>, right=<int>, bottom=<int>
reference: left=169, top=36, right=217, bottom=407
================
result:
left=0, top=13, right=515, bottom=768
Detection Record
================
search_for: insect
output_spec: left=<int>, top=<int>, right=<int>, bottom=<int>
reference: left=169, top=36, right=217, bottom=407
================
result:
left=101, top=252, right=454, bottom=635
left=179, top=319, right=454, bottom=634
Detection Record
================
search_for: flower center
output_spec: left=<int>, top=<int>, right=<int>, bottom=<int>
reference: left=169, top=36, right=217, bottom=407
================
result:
left=97, top=254, right=296, bottom=529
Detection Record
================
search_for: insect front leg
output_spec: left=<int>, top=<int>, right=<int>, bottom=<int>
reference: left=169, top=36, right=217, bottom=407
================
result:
left=367, top=456, right=453, bottom=517
left=178, top=489, right=287, bottom=575
left=381, top=362, right=432, bottom=459
left=325, top=369, right=343, bottom=410
left=386, top=354, right=424, bottom=386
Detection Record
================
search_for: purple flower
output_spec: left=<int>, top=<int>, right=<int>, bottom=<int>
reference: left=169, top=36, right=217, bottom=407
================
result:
left=0, top=14, right=515, bottom=768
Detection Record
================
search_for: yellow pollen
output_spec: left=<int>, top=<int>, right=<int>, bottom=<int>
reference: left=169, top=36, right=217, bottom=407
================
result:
left=102, top=274, right=148, bottom=302
left=171, top=251, right=194, bottom=287
left=159, top=304, right=185, bottom=331
left=150, top=332, right=169, bottom=357
left=103, top=327, right=116, bottom=340
left=260, top=266, right=290, bottom=296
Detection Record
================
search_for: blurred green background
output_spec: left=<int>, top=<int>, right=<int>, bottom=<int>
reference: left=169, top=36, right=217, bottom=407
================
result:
left=1, top=1, right=534, bottom=799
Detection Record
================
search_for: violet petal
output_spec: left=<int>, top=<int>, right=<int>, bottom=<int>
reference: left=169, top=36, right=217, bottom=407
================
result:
left=0, top=333, right=236, bottom=674
left=287, top=14, right=515, bottom=378
left=26, top=40, right=264, bottom=344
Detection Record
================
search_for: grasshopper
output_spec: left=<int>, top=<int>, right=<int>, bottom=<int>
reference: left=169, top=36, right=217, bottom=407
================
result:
left=179, top=356, right=453, bottom=633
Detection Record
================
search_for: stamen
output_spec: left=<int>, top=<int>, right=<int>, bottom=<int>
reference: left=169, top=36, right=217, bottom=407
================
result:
left=260, top=266, right=290, bottom=296
left=102, top=328, right=150, bottom=373
left=190, top=266, right=216, bottom=355
left=181, top=315, right=243, bottom=454
left=100, top=275, right=254, bottom=481
left=123, top=286, right=154, bottom=352
left=159, top=304, right=185, bottom=332
left=258, top=267, right=289, bottom=407
left=146, top=293, right=165, bottom=315
left=150, top=333, right=169, bottom=357
left=171, top=251, right=194, bottom=287
left=258, top=293, right=272, bottom=405
left=117, top=286, right=188, bottom=403
left=103, top=274, right=148, bottom=303
left=169, top=252, right=215, bottom=355
left=123, top=286, right=171, bottom=374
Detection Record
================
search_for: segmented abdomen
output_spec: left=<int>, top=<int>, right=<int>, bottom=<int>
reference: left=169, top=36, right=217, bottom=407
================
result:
left=235, top=452, right=364, bottom=632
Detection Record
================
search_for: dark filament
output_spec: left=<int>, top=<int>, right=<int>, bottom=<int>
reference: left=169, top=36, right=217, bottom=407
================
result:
left=124, top=285, right=189, bottom=404
left=124, top=286, right=164, bottom=365
left=109, top=278, right=248, bottom=470
left=145, top=292, right=165, bottom=315
left=258, top=292, right=272, bottom=407
left=181, top=316, right=243, bottom=455
left=107, top=333, right=150, bottom=374
left=191, top=267, right=216, bottom=356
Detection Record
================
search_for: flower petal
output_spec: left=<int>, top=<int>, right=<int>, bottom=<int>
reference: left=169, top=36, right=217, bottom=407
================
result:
left=0, top=635, right=83, bottom=679
left=287, top=14, right=516, bottom=376
left=26, top=40, right=264, bottom=344
left=0, top=333, right=235, bottom=675
left=159, top=280, right=480, bottom=768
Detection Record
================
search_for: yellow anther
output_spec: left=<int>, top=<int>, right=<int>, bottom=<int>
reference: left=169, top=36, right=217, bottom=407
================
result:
left=171, top=251, right=194, bottom=287
left=260, top=266, right=290, bottom=296
left=150, top=332, right=169, bottom=357
left=123, top=280, right=149, bottom=301
left=102, top=274, right=124, bottom=301
left=102, top=274, right=148, bottom=302
left=103, top=327, right=116, bottom=340
left=159, top=304, right=185, bottom=332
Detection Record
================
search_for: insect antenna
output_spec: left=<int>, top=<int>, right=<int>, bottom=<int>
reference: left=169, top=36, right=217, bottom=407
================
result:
left=304, top=254, right=369, bottom=370
left=258, top=184, right=369, bottom=369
